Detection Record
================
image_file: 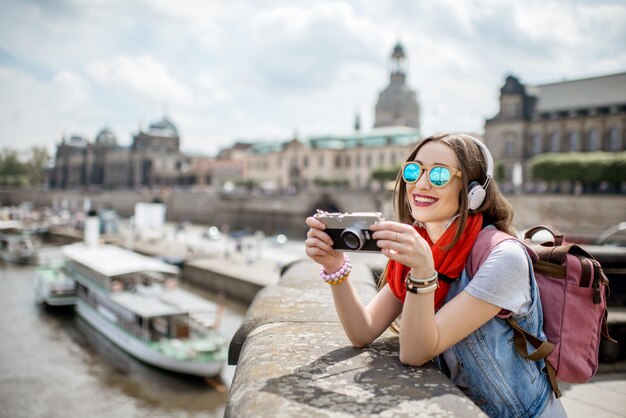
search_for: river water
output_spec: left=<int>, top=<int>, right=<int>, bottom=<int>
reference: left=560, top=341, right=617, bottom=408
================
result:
left=0, top=252, right=247, bottom=418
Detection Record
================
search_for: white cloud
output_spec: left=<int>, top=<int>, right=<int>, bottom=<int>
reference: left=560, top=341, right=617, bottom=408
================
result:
left=196, top=73, right=233, bottom=104
left=87, top=55, right=193, bottom=106
left=0, top=67, right=94, bottom=150
left=52, top=71, right=90, bottom=112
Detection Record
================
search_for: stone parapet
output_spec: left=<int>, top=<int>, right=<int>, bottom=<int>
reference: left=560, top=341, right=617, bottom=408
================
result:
left=226, top=260, right=485, bottom=417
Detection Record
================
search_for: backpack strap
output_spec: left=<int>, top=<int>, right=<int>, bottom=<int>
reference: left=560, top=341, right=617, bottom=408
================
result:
left=467, top=227, right=523, bottom=278
left=507, top=317, right=561, bottom=398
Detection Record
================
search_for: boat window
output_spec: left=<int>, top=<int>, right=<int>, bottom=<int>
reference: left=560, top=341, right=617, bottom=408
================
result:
left=151, top=317, right=169, bottom=336
left=174, top=317, right=190, bottom=338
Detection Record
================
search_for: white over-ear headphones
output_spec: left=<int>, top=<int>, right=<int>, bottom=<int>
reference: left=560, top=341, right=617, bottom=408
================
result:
left=464, top=135, right=494, bottom=211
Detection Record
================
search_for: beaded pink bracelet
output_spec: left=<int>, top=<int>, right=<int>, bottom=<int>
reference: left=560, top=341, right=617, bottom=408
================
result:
left=320, top=254, right=352, bottom=285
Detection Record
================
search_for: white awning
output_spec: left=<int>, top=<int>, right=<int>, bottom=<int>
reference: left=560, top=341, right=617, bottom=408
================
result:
left=63, top=243, right=179, bottom=277
left=110, top=292, right=184, bottom=318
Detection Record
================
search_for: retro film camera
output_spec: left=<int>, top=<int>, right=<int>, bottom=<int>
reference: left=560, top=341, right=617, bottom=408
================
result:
left=314, top=210, right=385, bottom=252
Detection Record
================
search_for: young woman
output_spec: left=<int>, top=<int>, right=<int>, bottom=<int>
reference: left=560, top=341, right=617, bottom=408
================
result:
left=304, top=133, right=566, bottom=417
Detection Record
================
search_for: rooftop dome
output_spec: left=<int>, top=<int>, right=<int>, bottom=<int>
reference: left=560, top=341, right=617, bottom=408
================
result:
left=392, top=42, right=406, bottom=59
left=148, top=117, right=179, bottom=138
left=95, top=127, right=117, bottom=146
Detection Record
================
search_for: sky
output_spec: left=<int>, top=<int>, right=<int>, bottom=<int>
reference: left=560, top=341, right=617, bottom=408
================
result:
left=0, top=0, right=625, bottom=157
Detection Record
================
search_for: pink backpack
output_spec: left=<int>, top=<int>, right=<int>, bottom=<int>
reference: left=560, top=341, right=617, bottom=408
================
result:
left=467, top=225, right=616, bottom=398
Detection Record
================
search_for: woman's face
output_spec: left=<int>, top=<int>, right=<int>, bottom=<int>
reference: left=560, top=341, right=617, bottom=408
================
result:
left=405, top=141, right=463, bottom=226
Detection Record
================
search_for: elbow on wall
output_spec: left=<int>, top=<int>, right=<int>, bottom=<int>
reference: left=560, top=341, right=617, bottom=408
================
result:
left=348, top=332, right=377, bottom=349
left=399, top=350, right=429, bottom=367
left=350, top=337, right=372, bottom=349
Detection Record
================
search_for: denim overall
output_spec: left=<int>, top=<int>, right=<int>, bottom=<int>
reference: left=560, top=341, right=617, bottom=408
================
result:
left=435, top=248, right=553, bottom=418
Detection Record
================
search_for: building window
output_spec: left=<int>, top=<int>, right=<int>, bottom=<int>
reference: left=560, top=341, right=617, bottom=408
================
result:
left=345, top=155, right=351, bottom=168
left=318, top=155, right=324, bottom=167
left=531, top=133, right=542, bottom=154
left=356, top=154, right=361, bottom=167
left=303, top=156, right=309, bottom=168
left=506, top=101, right=519, bottom=117
left=609, top=128, right=622, bottom=151
left=391, top=152, right=396, bottom=165
left=588, top=129, right=600, bottom=151
left=335, top=155, right=341, bottom=168
left=505, top=140, right=514, bottom=156
left=366, top=154, right=372, bottom=167
left=550, top=131, right=560, bottom=152
left=569, top=132, right=580, bottom=151
left=379, top=152, right=385, bottom=165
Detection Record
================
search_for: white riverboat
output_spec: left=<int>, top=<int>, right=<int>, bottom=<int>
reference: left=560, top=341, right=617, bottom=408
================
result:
left=62, top=243, right=227, bottom=377
left=0, top=221, right=38, bottom=264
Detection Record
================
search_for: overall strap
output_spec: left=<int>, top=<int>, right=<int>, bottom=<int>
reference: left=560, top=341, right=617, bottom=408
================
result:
left=507, top=317, right=560, bottom=398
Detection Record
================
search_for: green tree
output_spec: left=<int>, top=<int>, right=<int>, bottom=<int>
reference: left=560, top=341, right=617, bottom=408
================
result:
left=0, top=149, right=29, bottom=187
left=494, top=161, right=506, bottom=183
left=371, top=165, right=401, bottom=182
left=0, top=147, right=50, bottom=187
left=0, top=149, right=27, bottom=176
left=529, top=152, right=626, bottom=192
left=27, top=146, right=50, bottom=187
left=313, top=177, right=349, bottom=188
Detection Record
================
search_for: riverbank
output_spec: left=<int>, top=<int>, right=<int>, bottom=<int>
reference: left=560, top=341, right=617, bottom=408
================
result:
left=2, top=188, right=625, bottom=241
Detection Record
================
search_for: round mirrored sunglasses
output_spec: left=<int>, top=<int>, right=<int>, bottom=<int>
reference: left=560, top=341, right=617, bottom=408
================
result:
left=401, top=162, right=462, bottom=188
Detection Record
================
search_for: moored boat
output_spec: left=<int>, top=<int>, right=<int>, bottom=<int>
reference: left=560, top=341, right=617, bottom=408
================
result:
left=62, top=243, right=228, bottom=377
left=0, top=224, right=38, bottom=264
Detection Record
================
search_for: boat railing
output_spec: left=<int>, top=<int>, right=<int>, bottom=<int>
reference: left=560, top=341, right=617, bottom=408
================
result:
left=80, top=295, right=145, bottom=341
left=67, top=261, right=110, bottom=292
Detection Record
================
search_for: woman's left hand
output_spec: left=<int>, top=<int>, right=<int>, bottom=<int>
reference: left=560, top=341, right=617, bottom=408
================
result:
left=371, top=221, right=435, bottom=277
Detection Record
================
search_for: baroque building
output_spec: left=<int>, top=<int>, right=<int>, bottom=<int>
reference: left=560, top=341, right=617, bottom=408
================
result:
left=374, top=42, right=420, bottom=129
left=484, top=72, right=626, bottom=187
left=51, top=117, right=193, bottom=190
left=242, top=127, right=419, bottom=191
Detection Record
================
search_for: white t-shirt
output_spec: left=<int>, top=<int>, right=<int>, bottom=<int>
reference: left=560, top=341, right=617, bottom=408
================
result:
left=464, top=240, right=532, bottom=315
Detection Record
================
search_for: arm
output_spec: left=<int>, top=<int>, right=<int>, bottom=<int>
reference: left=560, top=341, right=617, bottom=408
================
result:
left=331, top=281, right=403, bottom=347
left=370, top=221, right=502, bottom=366
left=305, top=216, right=402, bottom=347
left=398, top=290, right=500, bottom=366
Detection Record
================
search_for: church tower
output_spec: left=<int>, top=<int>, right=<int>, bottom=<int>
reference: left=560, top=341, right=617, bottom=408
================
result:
left=373, top=42, right=420, bottom=129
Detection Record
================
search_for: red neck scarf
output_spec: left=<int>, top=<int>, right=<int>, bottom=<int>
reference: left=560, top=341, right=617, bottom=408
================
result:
left=387, top=213, right=484, bottom=311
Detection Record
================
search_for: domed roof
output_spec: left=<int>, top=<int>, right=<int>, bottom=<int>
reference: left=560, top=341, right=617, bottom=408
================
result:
left=392, top=42, right=405, bottom=59
left=148, top=117, right=179, bottom=138
left=95, top=127, right=117, bottom=146
left=501, top=75, right=526, bottom=95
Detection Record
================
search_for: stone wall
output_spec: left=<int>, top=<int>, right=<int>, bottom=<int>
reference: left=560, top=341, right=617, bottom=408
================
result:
left=225, top=260, right=485, bottom=417
left=1, top=188, right=624, bottom=240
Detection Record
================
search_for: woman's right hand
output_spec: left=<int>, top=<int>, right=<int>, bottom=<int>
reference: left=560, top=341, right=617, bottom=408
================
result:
left=304, top=216, right=344, bottom=273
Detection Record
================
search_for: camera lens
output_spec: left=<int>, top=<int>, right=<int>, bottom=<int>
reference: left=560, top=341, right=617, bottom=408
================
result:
left=341, top=226, right=365, bottom=250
